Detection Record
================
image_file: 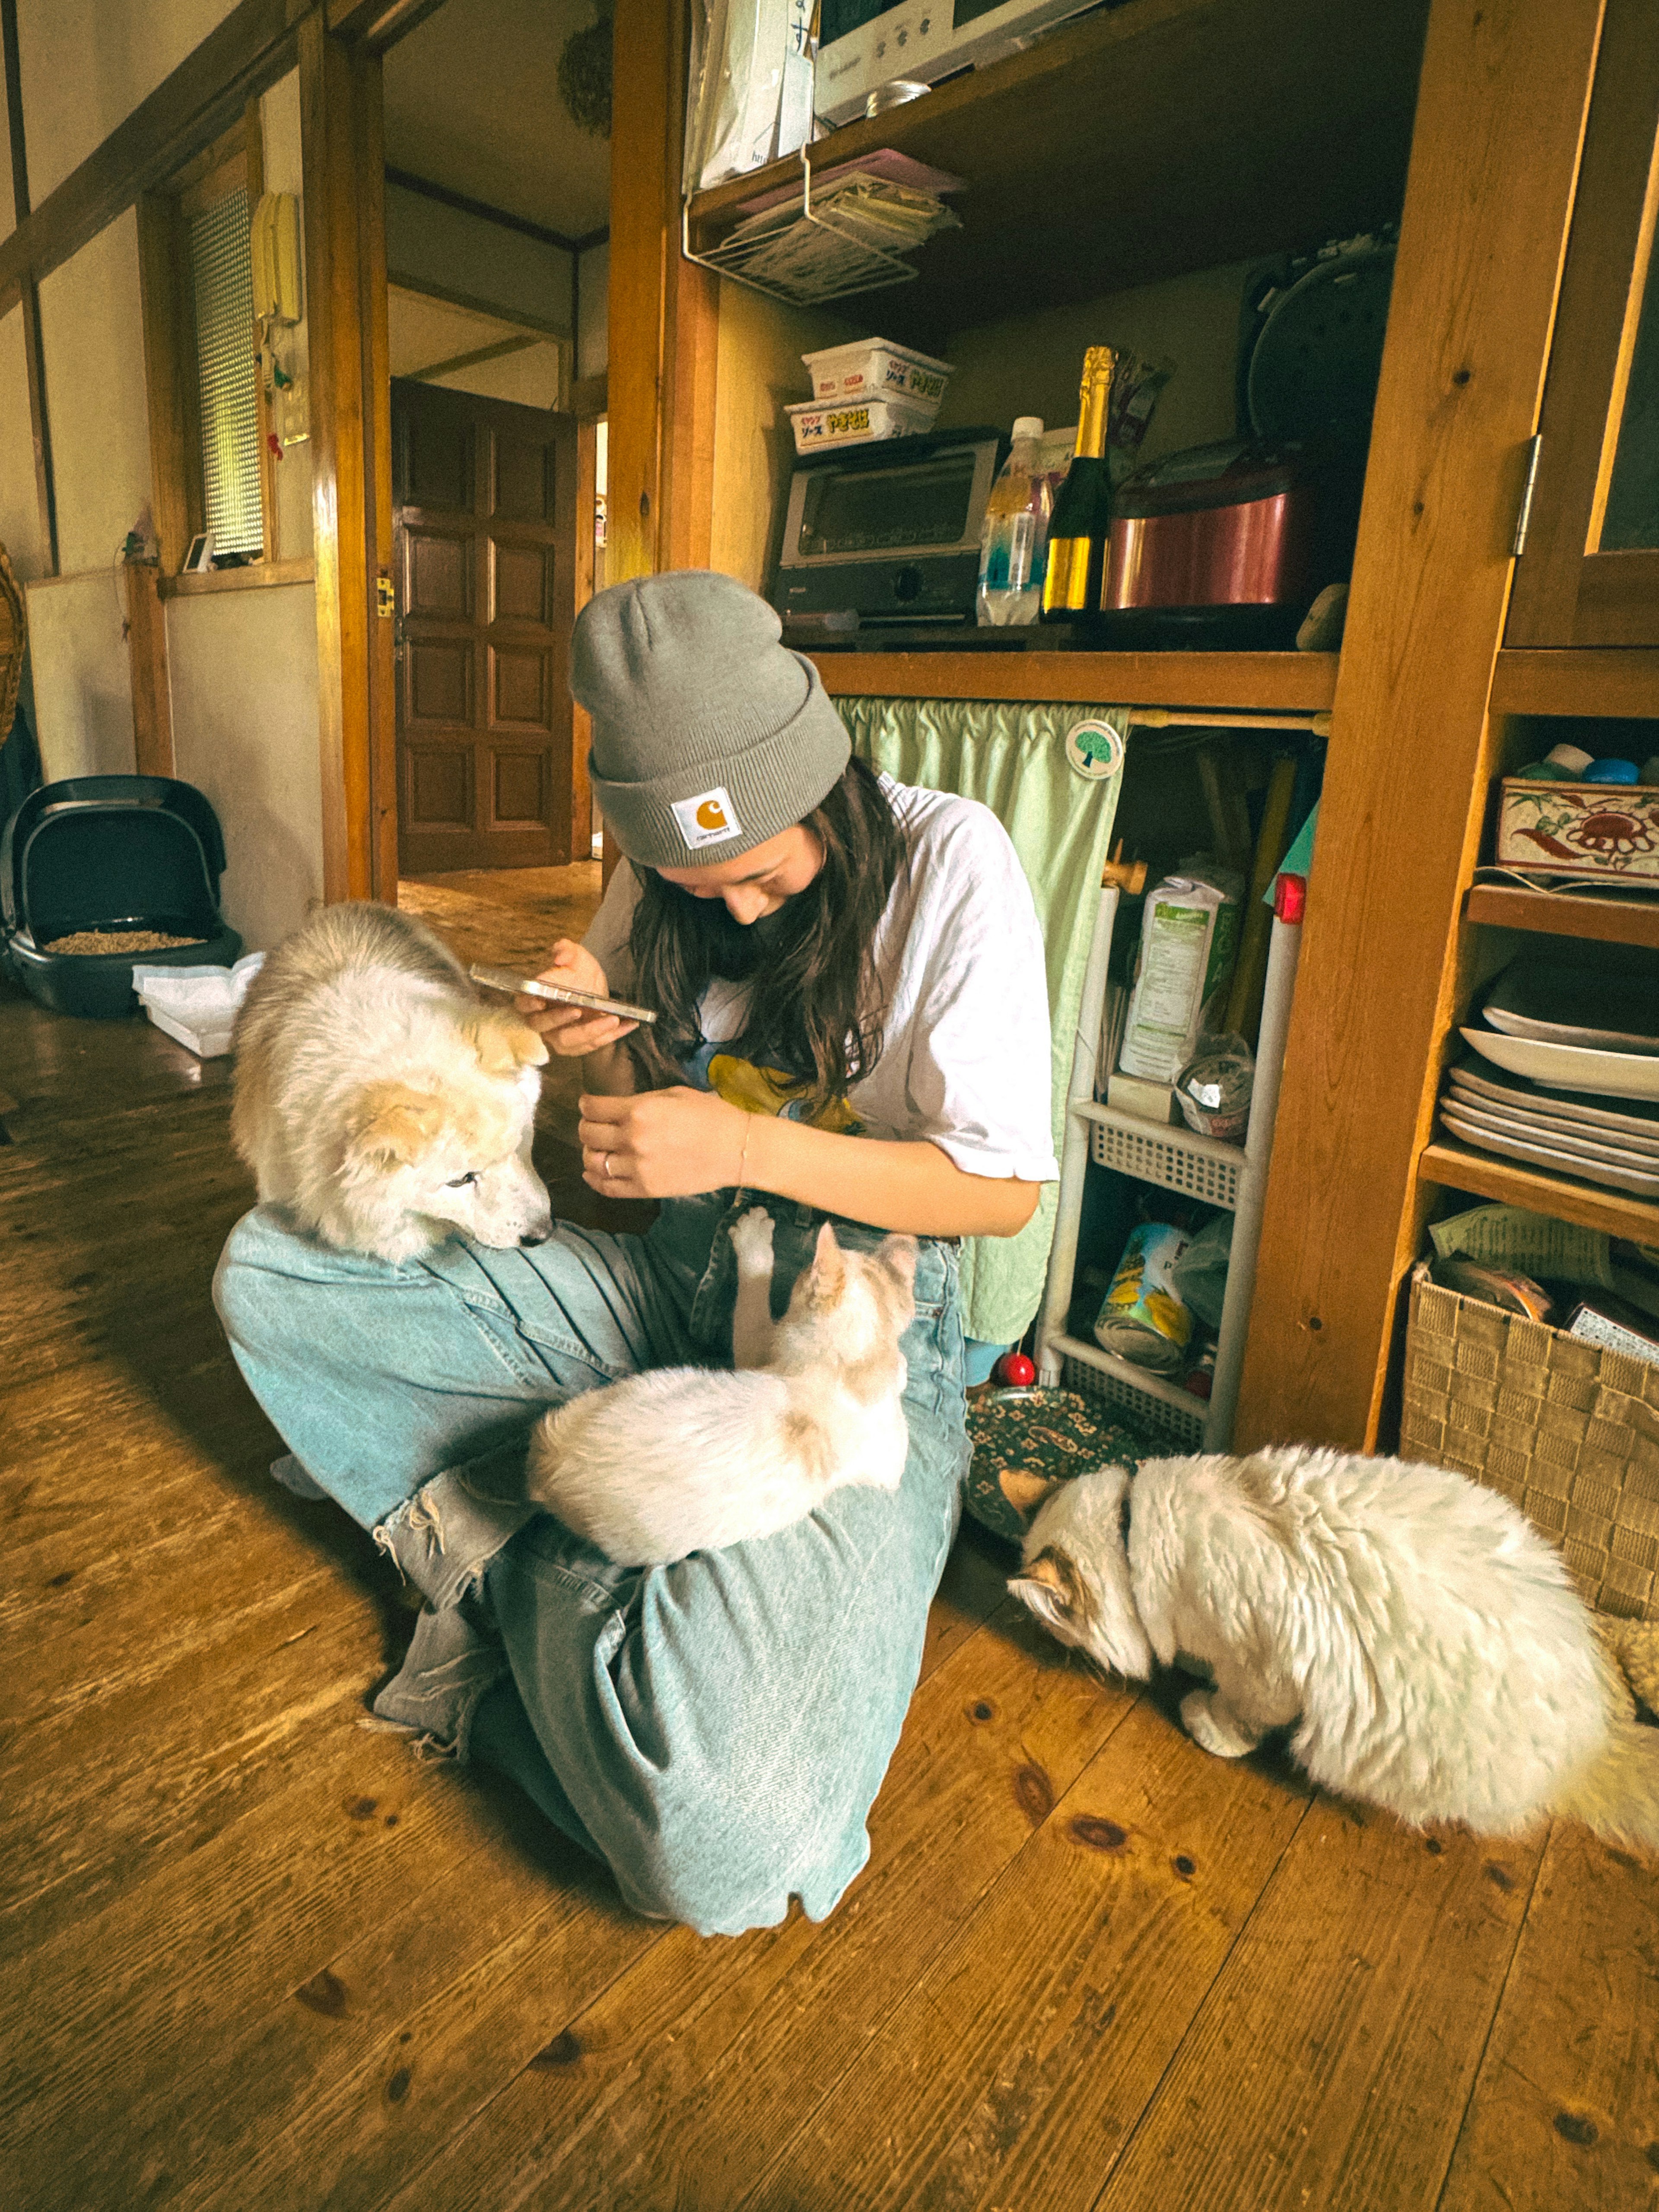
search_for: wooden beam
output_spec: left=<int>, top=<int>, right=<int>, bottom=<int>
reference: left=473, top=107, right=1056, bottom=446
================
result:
left=2, top=0, right=27, bottom=219
left=301, top=13, right=394, bottom=904
left=572, top=414, right=599, bottom=857
left=324, top=0, right=448, bottom=51
left=17, top=279, right=57, bottom=575
left=404, top=332, right=541, bottom=384
left=1233, top=0, right=1608, bottom=1455
left=385, top=269, right=569, bottom=337
left=384, top=165, right=591, bottom=256
left=3, top=0, right=57, bottom=577
left=124, top=564, right=175, bottom=778
left=607, top=0, right=718, bottom=587
left=359, top=54, right=398, bottom=902
left=571, top=371, right=608, bottom=421
left=1490, top=646, right=1659, bottom=717
left=0, top=0, right=306, bottom=301
left=245, top=94, right=281, bottom=565
left=136, top=194, right=205, bottom=578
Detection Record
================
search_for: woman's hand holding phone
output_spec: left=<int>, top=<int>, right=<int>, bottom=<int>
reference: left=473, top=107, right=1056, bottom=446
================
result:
left=517, top=940, right=639, bottom=1055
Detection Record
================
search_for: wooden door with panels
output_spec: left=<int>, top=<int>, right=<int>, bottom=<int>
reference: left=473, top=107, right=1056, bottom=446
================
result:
left=391, top=379, right=578, bottom=874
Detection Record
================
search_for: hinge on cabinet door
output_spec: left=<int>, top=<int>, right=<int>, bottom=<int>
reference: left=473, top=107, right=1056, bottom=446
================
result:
left=1511, top=434, right=1543, bottom=558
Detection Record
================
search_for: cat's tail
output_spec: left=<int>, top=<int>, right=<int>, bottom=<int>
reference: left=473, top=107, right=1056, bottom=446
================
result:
left=1550, top=1713, right=1659, bottom=1850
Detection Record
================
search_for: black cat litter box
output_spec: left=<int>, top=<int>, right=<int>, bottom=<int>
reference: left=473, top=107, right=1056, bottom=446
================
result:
left=0, top=775, right=241, bottom=1018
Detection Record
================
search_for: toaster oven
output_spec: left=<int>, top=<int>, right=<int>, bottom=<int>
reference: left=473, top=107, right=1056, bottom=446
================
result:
left=770, top=427, right=1005, bottom=631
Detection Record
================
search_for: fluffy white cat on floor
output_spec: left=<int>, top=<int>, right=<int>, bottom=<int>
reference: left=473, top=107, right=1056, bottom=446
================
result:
left=526, top=1208, right=916, bottom=1565
left=1010, top=1447, right=1659, bottom=1847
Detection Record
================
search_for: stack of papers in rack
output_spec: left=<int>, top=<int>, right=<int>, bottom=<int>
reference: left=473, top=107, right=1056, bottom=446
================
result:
left=712, top=171, right=961, bottom=303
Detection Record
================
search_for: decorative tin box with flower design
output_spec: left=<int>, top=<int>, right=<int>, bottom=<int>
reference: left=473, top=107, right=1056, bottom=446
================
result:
left=1496, top=779, right=1659, bottom=879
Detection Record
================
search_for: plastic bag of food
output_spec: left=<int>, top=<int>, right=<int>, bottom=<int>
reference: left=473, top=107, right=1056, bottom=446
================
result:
left=1118, top=876, right=1241, bottom=1083
left=1170, top=1211, right=1233, bottom=1331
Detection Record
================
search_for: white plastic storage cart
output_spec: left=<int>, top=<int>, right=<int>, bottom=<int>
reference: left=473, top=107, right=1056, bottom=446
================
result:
left=1036, top=871, right=1307, bottom=1450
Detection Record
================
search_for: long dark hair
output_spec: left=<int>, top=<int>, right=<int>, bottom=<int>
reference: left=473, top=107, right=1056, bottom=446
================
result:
left=628, top=755, right=907, bottom=1115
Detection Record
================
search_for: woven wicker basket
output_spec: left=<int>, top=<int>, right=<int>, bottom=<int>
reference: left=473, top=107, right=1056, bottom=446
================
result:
left=1400, top=1261, right=1659, bottom=1621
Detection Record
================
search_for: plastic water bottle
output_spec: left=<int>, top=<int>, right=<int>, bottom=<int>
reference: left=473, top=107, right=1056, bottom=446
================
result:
left=976, top=418, right=1052, bottom=627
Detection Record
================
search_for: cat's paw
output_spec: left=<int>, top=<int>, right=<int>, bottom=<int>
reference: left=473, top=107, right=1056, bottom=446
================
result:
left=729, top=1205, right=775, bottom=1276
left=1180, top=1688, right=1259, bottom=1760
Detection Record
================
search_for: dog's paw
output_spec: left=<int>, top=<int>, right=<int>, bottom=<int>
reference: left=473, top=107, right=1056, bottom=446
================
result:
left=1180, top=1688, right=1258, bottom=1760
left=729, top=1206, right=775, bottom=1275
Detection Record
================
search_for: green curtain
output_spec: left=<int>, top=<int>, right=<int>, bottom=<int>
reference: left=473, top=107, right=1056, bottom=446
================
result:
left=837, top=696, right=1128, bottom=1344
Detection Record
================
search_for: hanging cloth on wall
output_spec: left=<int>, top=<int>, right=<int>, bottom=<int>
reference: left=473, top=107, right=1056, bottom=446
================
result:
left=836, top=695, right=1129, bottom=1346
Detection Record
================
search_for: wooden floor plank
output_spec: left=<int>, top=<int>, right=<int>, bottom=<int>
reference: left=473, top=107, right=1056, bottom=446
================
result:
left=738, top=1692, right=1312, bottom=2212
left=36, top=1770, right=649, bottom=2212
left=1437, top=1823, right=1659, bottom=2212
left=3, top=1720, right=540, bottom=2189
left=366, top=1614, right=1132, bottom=2212
left=1093, top=1804, right=1546, bottom=2212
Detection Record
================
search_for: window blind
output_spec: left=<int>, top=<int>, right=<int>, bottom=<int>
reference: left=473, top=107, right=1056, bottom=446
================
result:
left=189, top=187, right=263, bottom=558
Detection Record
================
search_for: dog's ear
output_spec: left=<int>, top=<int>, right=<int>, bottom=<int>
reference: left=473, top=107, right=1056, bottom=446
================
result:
left=350, top=1085, right=447, bottom=1167
left=465, top=1009, right=549, bottom=1073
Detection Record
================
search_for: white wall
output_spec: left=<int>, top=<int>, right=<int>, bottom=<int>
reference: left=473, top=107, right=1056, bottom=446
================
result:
left=938, top=259, right=1254, bottom=463
left=15, top=0, right=241, bottom=205
left=168, top=583, right=324, bottom=950
left=576, top=238, right=608, bottom=381
left=37, top=209, right=153, bottom=574
left=25, top=573, right=137, bottom=779
left=385, top=182, right=574, bottom=334
left=711, top=284, right=861, bottom=591
left=8, top=28, right=322, bottom=944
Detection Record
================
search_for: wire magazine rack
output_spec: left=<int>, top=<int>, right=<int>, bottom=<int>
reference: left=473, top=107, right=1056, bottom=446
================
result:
left=683, top=142, right=953, bottom=307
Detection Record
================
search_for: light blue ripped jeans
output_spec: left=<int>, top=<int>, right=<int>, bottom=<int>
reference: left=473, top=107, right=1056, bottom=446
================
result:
left=213, top=1188, right=968, bottom=1937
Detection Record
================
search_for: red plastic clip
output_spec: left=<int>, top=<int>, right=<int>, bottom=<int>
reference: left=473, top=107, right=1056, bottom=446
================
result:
left=1273, top=872, right=1307, bottom=924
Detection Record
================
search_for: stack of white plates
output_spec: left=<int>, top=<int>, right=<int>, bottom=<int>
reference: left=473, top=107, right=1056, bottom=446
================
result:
left=1443, top=961, right=1659, bottom=1196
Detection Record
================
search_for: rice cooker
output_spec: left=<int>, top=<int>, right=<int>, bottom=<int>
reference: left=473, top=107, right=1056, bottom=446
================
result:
left=1096, top=440, right=1360, bottom=647
left=1093, top=228, right=1394, bottom=647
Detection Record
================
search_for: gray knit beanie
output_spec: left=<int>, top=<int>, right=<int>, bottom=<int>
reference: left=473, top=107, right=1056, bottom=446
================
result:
left=572, top=570, right=852, bottom=866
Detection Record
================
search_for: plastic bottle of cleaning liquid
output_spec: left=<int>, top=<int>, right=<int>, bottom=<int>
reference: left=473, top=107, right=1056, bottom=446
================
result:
left=976, top=418, right=1052, bottom=627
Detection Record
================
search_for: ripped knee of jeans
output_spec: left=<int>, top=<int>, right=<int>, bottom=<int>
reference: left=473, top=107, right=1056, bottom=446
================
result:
left=373, top=1460, right=539, bottom=1608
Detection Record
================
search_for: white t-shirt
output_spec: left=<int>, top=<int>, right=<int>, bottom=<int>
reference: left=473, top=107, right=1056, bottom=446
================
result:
left=584, top=777, right=1058, bottom=1184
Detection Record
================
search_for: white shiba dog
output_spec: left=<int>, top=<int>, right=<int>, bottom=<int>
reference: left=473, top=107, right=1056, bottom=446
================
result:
left=527, top=1207, right=916, bottom=1564
left=232, top=902, right=553, bottom=1263
left=1010, top=1447, right=1659, bottom=1848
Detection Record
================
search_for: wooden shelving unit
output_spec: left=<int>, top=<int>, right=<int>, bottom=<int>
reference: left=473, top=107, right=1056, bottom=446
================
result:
left=632, top=0, right=1652, bottom=1454
left=809, top=649, right=1337, bottom=712
left=1418, top=1139, right=1659, bottom=1243
left=1465, top=882, right=1659, bottom=949
left=686, top=0, right=1429, bottom=338
left=1490, top=649, right=1659, bottom=717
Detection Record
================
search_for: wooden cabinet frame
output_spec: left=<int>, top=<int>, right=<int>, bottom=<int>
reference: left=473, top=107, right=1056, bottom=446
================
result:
left=623, top=0, right=1631, bottom=1453
left=1506, top=0, right=1659, bottom=648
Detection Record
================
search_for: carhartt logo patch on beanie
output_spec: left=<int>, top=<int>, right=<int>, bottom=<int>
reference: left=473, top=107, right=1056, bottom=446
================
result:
left=572, top=570, right=852, bottom=867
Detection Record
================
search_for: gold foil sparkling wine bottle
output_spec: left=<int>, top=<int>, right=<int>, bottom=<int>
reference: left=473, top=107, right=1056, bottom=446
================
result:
left=1041, top=346, right=1116, bottom=622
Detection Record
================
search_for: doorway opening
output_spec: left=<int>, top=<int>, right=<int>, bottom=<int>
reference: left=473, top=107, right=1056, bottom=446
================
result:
left=378, top=0, right=609, bottom=934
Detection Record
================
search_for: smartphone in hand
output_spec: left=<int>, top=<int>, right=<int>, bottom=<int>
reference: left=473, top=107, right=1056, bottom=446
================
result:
left=469, top=963, right=657, bottom=1026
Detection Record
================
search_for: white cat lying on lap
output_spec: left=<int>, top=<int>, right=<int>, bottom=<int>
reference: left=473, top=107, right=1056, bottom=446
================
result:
left=527, top=1209, right=916, bottom=1566
left=1011, top=1447, right=1659, bottom=1848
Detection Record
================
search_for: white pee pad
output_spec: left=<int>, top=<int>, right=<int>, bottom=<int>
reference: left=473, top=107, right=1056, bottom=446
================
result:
left=130, top=952, right=265, bottom=1059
